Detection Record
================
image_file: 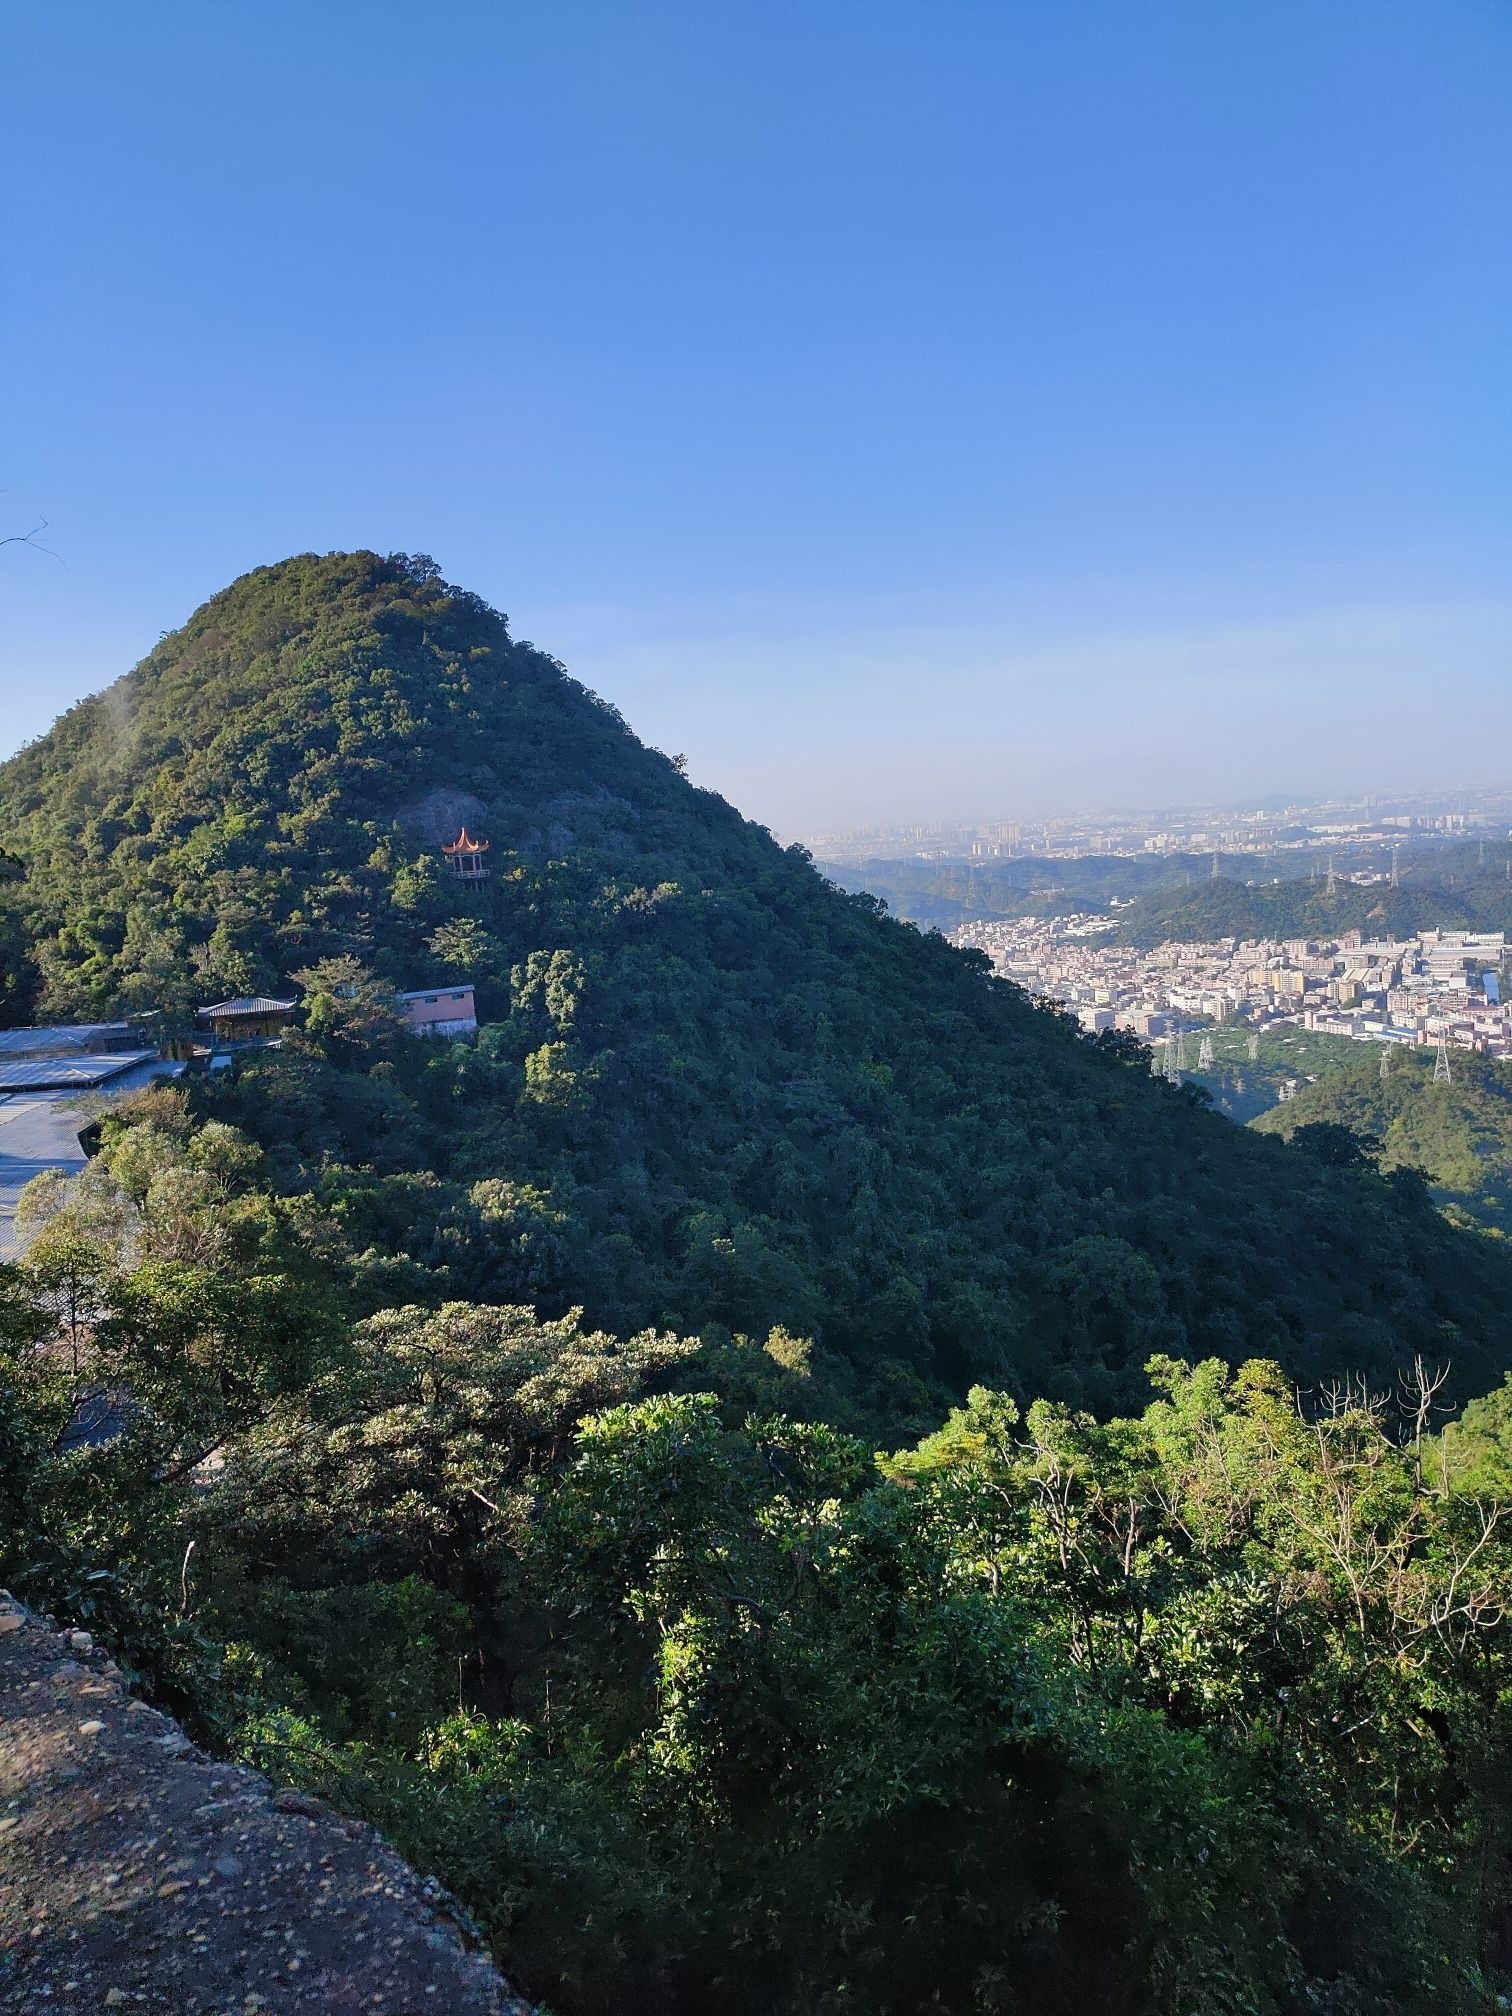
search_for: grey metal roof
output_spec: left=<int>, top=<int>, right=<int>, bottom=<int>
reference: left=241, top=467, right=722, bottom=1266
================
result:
left=0, top=1023, right=135, bottom=1058
left=399, top=984, right=474, bottom=1001
left=0, top=1051, right=156, bottom=1093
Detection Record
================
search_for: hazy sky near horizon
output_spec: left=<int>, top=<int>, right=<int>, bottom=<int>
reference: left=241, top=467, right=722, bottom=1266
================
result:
left=3, top=2, right=1509, bottom=835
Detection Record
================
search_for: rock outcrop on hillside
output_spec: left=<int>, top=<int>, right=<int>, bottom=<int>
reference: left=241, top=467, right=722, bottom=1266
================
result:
left=0, top=1594, right=532, bottom=2014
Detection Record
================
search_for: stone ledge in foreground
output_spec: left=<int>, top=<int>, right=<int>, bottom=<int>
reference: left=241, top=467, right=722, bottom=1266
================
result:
left=0, top=1591, right=533, bottom=2014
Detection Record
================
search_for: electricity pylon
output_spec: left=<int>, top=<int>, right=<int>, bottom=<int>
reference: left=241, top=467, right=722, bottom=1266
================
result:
left=1379, top=1048, right=1391, bottom=1081
left=1198, top=1034, right=1214, bottom=1070
left=1434, top=1036, right=1453, bottom=1086
left=1247, top=1030, right=1260, bottom=1063
left=1390, top=845, right=1400, bottom=889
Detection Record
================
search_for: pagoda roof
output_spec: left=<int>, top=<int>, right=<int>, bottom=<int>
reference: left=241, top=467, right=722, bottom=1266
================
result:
left=442, top=827, right=489, bottom=853
left=196, top=996, right=297, bottom=1019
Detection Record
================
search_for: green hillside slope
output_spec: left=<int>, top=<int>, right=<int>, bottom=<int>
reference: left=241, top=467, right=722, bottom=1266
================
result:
left=4, top=550, right=1512, bottom=1410
left=1252, top=1046, right=1512, bottom=1236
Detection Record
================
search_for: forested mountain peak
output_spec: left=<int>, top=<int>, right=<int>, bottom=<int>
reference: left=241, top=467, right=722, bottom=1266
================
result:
left=4, top=551, right=1512, bottom=1417
left=0, top=550, right=723, bottom=1015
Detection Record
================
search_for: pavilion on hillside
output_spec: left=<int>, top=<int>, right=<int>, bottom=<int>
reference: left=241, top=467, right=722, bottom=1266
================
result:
left=442, top=828, right=490, bottom=879
left=195, top=996, right=297, bottom=1045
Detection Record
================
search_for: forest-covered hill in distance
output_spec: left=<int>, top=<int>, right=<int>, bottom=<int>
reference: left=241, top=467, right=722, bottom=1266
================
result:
left=1116, top=869, right=1512, bottom=948
left=822, top=851, right=1512, bottom=943
left=3, top=552, right=1512, bottom=1416
left=817, top=851, right=1268, bottom=927
left=1253, top=1045, right=1512, bottom=1237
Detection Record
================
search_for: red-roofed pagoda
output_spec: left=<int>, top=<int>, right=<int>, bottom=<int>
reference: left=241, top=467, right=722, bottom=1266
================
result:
left=442, top=828, right=490, bottom=879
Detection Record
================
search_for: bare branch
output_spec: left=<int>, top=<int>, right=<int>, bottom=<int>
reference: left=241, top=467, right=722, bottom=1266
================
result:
left=0, top=519, right=67, bottom=569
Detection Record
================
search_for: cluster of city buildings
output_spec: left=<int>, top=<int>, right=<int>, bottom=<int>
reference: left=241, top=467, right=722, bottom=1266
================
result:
left=948, top=916, right=1512, bottom=1058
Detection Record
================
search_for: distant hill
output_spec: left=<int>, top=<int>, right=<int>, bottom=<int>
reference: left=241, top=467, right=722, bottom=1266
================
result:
left=4, top=551, right=1512, bottom=1410
left=821, top=855, right=1512, bottom=946
left=1252, top=1046, right=1512, bottom=1237
left=819, top=852, right=1268, bottom=927
left=1116, top=871, right=1512, bottom=948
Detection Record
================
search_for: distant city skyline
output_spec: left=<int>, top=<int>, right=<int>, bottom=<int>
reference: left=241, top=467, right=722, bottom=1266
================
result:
left=804, top=782, right=1512, bottom=866
left=805, top=781, right=1512, bottom=839
left=4, top=3, right=1509, bottom=834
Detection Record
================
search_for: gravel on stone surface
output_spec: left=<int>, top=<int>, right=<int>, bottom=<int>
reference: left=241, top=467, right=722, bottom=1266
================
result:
left=0, top=1592, right=534, bottom=2014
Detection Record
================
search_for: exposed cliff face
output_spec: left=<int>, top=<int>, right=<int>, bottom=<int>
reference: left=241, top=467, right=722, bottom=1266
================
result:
left=0, top=1592, right=531, bottom=2015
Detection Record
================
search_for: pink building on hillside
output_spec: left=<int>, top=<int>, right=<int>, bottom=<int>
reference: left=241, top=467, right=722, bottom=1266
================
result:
left=400, top=985, right=478, bottom=1039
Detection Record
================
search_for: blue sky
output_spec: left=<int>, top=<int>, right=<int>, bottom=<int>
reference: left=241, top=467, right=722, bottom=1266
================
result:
left=2, top=1, right=1509, bottom=833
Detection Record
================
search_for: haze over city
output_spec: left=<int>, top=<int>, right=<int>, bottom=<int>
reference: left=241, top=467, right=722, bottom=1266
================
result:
left=5, top=1, right=1510, bottom=832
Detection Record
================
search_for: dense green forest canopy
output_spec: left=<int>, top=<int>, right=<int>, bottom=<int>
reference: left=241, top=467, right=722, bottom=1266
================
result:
left=7, top=1148, right=1512, bottom=2013
left=3, top=549, right=1512, bottom=1418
